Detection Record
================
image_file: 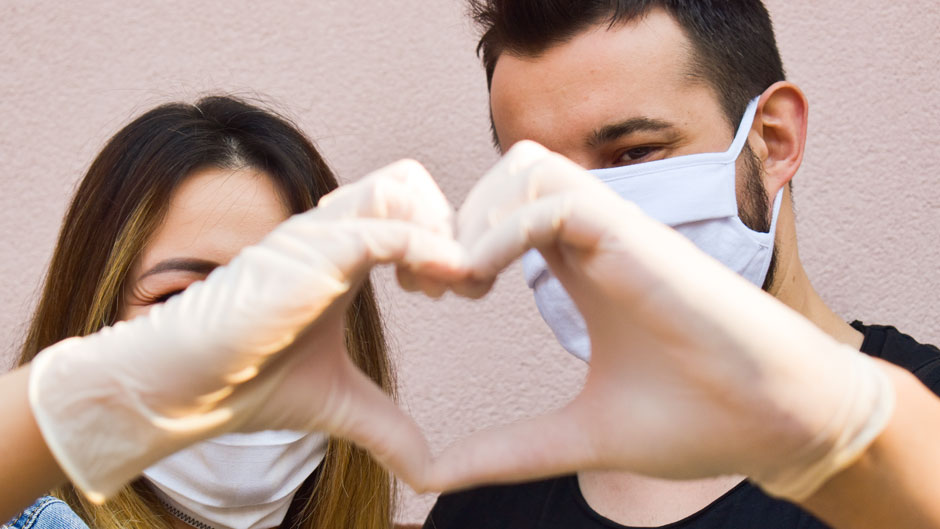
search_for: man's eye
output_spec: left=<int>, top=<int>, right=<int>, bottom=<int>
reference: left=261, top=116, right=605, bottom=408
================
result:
left=616, top=146, right=658, bottom=164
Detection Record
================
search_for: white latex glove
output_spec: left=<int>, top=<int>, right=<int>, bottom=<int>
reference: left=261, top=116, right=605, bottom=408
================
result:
left=29, top=160, right=465, bottom=503
left=424, top=141, right=895, bottom=502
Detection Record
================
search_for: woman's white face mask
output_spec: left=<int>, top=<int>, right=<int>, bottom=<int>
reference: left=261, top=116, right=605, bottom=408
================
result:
left=143, top=430, right=327, bottom=529
left=522, top=97, right=783, bottom=362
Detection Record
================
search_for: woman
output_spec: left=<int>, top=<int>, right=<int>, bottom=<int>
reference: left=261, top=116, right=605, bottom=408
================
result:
left=8, top=95, right=408, bottom=529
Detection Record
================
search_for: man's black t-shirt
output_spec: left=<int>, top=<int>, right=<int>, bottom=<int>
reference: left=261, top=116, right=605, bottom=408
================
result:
left=424, top=322, right=940, bottom=529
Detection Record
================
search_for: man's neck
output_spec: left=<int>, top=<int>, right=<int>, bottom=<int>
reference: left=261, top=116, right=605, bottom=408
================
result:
left=765, top=244, right=864, bottom=349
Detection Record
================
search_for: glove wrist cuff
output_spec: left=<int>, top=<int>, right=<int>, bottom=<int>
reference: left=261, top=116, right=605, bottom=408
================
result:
left=754, top=350, right=896, bottom=502
left=29, top=337, right=227, bottom=503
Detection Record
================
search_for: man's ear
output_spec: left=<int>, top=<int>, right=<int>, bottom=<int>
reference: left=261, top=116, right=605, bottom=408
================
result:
left=749, top=81, right=809, bottom=195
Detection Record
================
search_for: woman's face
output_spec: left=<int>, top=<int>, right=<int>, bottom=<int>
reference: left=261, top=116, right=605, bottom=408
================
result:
left=122, top=166, right=290, bottom=320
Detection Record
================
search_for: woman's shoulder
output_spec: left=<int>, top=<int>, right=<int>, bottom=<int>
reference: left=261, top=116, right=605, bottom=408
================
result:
left=3, top=496, right=89, bottom=529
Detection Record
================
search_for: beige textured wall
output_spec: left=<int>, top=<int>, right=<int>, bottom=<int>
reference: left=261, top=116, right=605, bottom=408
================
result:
left=1, top=1, right=938, bottom=523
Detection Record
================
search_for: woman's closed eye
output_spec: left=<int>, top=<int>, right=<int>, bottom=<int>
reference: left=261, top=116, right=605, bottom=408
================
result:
left=129, top=259, right=219, bottom=308
left=149, top=289, right=185, bottom=305
left=128, top=276, right=203, bottom=309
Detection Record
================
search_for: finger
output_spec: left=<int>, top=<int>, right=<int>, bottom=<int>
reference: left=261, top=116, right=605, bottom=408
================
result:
left=465, top=192, right=615, bottom=281
left=414, top=274, right=450, bottom=299
left=447, top=276, right=496, bottom=300
left=399, top=269, right=494, bottom=299
left=325, top=363, right=433, bottom=488
left=317, top=159, right=455, bottom=236
left=456, top=141, right=552, bottom=248
left=395, top=266, right=422, bottom=293
left=457, top=141, right=607, bottom=249
left=393, top=267, right=451, bottom=298
left=348, top=220, right=465, bottom=273
left=421, top=405, right=595, bottom=492
left=265, top=218, right=470, bottom=286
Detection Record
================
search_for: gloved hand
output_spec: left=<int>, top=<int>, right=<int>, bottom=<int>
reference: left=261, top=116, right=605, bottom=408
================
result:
left=423, top=141, right=895, bottom=502
left=28, top=160, right=465, bottom=503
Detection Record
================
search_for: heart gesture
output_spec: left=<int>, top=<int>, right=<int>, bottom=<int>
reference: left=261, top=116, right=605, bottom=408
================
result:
left=29, top=142, right=895, bottom=505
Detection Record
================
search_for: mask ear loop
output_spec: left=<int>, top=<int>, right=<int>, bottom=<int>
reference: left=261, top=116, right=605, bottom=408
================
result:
left=766, top=187, right=784, bottom=239
left=725, top=97, right=762, bottom=160
left=732, top=96, right=784, bottom=242
left=734, top=96, right=784, bottom=292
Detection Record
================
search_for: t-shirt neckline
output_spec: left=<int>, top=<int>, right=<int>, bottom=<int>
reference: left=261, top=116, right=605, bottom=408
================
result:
left=567, top=474, right=751, bottom=529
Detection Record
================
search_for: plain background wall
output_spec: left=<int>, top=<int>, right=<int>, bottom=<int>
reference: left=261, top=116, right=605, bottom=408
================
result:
left=1, top=1, right=938, bottom=523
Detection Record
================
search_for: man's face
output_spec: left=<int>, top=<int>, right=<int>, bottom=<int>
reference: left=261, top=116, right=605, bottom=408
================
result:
left=489, top=9, right=771, bottom=232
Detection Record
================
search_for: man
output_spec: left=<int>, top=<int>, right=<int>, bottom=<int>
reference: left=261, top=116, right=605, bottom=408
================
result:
left=424, top=1, right=940, bottom=528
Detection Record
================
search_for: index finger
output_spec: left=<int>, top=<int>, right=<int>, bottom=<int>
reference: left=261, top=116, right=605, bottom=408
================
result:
left=318, top=159, right=456, bottom=237
left=456, top=141, right=608, bottom=250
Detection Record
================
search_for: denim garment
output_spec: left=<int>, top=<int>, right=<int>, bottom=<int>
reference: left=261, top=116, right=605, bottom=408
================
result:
left=3, top=497, right=88, bottom=529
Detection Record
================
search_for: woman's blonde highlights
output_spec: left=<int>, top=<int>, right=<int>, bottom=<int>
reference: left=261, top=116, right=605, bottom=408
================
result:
left=19, top=95, right=395, bottom=529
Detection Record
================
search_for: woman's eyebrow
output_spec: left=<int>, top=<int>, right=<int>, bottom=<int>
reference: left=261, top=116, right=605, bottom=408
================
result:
left=138, top=258, right=219, bottom=280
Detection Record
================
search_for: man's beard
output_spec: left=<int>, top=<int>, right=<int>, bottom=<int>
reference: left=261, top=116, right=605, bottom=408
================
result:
left=738, top=144, right=778, bottom=291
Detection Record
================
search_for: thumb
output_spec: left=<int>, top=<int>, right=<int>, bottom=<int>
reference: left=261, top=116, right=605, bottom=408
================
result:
left=421, top=404, right=596, bottom=492
left=325, top=363, right=433, bottom=488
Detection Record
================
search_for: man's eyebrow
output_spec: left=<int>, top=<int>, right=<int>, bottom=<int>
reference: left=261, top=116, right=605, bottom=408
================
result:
left=588, top=117, right=675, bottom=148
left=138, top=258, right=219, bottom=281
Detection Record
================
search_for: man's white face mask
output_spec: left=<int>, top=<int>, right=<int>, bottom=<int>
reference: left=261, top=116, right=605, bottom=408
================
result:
left=522, top=97, right=783, bottom=362
left=143, top=430, right=327, bottom=529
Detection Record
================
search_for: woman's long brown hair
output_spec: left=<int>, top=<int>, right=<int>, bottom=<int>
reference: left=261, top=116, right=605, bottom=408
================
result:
left=18, top=95, right=395, bottom=529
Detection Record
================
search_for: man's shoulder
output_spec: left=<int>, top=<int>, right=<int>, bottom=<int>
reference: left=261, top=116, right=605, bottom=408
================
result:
left=852, top=321, right=940, bottom=394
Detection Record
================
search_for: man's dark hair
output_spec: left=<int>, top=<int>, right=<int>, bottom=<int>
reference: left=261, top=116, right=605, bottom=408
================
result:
left=470, top=0, right=786, bottom=129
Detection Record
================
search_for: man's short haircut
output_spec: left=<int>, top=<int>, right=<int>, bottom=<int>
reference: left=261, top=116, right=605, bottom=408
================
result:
left=470, top=0, right=787, bottom=129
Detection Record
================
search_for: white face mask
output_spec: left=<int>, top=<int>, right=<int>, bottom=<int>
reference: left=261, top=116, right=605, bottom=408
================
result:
left=522, top=97, right=783, bottom=362
left=143, top=430, right=327, bottom=529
